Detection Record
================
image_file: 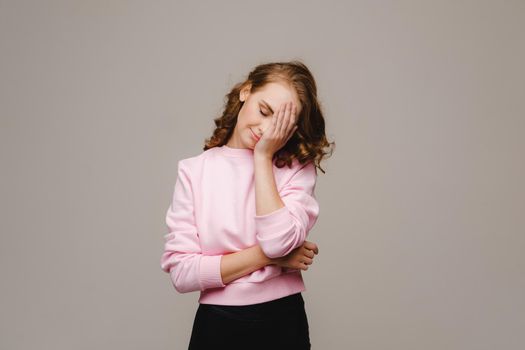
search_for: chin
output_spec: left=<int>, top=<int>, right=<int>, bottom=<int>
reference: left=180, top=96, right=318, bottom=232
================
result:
left=245, top=141, right=255, bottom=150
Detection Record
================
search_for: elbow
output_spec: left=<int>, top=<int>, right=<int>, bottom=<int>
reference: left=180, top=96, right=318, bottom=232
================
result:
left=170, top=267, right=200, bottom=294
left=255, top=204, right=319, bottom=258
left=162, top=254, right=201, bottom=294
left=173, top=281, right=188, bottom=294
left=162, top=253, right=224, bottom=293
left=257, top=224, right=306, bottom=259
left=173, top=282, right=194, bottom=294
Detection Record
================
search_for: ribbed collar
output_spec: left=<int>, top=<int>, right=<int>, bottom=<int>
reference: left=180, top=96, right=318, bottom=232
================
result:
left=218, top=144, right=254, bottom=158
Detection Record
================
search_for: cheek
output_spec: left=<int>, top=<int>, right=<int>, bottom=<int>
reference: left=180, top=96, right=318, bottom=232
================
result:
left=248, top=103, right=261, bottom=116
left=238, top=103, right=260, bottom=126
left=236, top=117, right=251, bottom=133
left=236, top=110, right=248, bottom=125
left=239, top=104, right=256, bottom=119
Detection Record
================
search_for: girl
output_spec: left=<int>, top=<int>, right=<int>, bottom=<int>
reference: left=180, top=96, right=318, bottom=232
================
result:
left=161, top=60, right=334, bottom=349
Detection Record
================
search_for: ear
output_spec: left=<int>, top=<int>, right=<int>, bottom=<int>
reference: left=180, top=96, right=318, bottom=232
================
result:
left=239, top=84, right=251, bottom=102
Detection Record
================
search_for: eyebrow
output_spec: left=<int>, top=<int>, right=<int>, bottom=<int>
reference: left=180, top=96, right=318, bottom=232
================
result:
left=260, top=99, right=275, bottom=114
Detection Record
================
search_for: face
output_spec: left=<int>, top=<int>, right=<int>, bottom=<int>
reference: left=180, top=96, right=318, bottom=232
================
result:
left=226, top=82, right=302, bottom=149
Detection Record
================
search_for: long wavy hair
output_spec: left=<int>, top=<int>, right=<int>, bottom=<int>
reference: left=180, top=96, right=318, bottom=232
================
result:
left=203, top=60, right=335, bottom=174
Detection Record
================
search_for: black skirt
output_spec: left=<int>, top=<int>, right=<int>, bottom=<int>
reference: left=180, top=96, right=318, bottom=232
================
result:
left=188, top=292, right=311, bottom=350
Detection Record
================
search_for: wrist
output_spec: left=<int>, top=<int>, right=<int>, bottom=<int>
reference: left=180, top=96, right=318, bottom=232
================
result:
left=268, top=256, right=281, bottom=266
left=256, top=245, right=274, bottom=266
left=254, top=151, right=273, bottom=161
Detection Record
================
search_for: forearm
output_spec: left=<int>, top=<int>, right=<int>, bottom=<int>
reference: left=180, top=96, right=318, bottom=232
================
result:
left=254, top=153, right=284, bottom=216
left=220, top=244, right=275, bottom=284
left=219, top=155, right=286, bottom=285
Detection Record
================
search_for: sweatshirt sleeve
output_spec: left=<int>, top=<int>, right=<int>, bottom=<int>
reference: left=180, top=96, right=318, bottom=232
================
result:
left=160, top=159, right=226, bottom=293
left=254, top=161, right=320, bottom=259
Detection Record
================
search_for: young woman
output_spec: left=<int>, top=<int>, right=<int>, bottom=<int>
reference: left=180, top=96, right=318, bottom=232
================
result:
left=160, top=60, right=334, bottom=349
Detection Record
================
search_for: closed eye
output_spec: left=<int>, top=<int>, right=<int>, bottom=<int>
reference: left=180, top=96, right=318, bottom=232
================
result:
left=259, top=109, right=269, bottom=117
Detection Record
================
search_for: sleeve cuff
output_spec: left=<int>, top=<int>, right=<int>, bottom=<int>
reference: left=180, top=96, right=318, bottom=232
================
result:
left=254, top=205, right=292, bottom=239
left=199, top=255, right=226, bottom=290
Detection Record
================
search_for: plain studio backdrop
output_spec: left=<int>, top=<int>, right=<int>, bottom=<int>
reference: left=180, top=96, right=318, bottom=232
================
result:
left=1, top=1, right=524, bottom=349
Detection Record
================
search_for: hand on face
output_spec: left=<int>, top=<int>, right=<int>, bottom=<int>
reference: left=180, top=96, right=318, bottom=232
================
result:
left=253, top=101, right=298, bottom=158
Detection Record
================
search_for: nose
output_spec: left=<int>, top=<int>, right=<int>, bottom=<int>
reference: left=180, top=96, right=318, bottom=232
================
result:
left=257, top=120, right=272, bottom=135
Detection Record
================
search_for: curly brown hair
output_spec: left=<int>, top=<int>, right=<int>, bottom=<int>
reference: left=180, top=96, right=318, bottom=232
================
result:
left=203, top=60, right=335, bottom=174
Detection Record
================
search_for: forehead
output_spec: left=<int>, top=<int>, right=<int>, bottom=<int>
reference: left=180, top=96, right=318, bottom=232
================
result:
left=255, top=82, right=301, bottom=112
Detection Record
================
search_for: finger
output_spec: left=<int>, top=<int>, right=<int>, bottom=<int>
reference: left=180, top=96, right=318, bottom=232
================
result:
left=279, top=102, right=291, bottom=136
left=302, top=245, right=313, bottom=254
left=292, top=103, right=298, bottom=124
left=283, top=108, right=298, bottom=144
left=303, top=249, right=315, bottom=258
left=276, top=103, right=287, bottom=135
left=302, top=257, right=313, bottom=265
left=285, top=103, right=296, bottom=135
left=303, top=248, right=316, bottom=258
left=303, top=241, right=318, bottom=253
left=307, top=246, right=319, bottom=255
left=294, top=261, right=305, bottom=270
left=284, top=125, right=298, bottom=144
left=284, top=102, right=294, bottom=135
left=270, top=109, right=278, bottom=135
left=267, top=106, right=276, bottom=138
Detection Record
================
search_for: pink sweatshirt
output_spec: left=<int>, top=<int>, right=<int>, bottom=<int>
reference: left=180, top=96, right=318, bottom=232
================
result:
left=160, top=144, right=320, bottom=305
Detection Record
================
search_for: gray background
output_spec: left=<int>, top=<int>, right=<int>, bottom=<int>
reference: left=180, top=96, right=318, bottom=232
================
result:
left=1, top=0, right=524, bottom=349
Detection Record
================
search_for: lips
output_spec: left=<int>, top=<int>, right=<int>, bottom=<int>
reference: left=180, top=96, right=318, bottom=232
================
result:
left=250, top=129, right=260, bottom=141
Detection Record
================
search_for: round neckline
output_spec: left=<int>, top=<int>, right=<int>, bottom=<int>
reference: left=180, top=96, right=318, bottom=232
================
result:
left=219, top=144, right=254, bottom=157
